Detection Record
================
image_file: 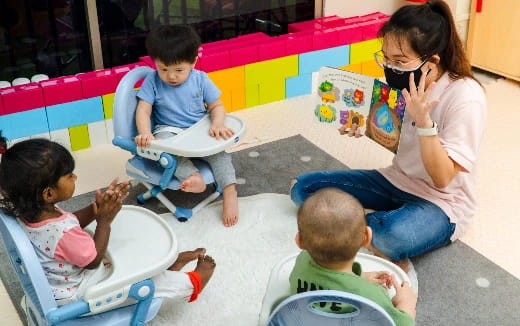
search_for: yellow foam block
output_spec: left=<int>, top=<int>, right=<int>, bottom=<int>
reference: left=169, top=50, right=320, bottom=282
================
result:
left=362, top=60, right=384, bottom=78
left=245, top=84, right=260, bottom=108
left=101, top=93, right=115, bottom=119
left=245, top=55, right=298, bottom=85
left=350, top=38, right=382, bottom=65
left=259, top=78, right=285, bottom=105
left=208, top=66, right=244, bottom=91
left=69, top=125, right=90, bottom=151
left=340, top=63, right=363, bottom=73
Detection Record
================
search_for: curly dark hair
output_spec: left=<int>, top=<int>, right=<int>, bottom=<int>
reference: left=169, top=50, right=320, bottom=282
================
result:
left=0, top=138, right=74, bottom=221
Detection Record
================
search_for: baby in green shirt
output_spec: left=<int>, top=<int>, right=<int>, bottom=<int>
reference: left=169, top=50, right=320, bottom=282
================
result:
left=290, top=188, right=417, bottom=325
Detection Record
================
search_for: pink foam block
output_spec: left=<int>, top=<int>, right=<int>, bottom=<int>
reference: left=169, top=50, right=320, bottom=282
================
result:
left=336, top=24, right=364, bottom=45
left=234, top=32, right=270, bottom=42
left=201, top=39, right=230, bottom=50
left=198, top=50, right=231, bottom=73
left=358, top=19, right=388, bottom=41
left=39, top=76, right=83, bottom=106
left=288, top=19, right=322, bottom=33
left=312, top=28, right=342, bottom=51
left=319, top=15, right=346, bottom=29
left=360, top=12, right=389, bottom=21
left=200, top=44, right=230, bottom=55
left=229, top=43, right=259, bottom=67
left=258, top=37, right=287, bottom=61
left=112, top=62, right=147, bottom=84
left=282, top=32, right=314, bottom=55
left=342, top=16, right=367, bottom=26
left=0, top=83, right=44, bottom=114
left=76, top=69, right=118, bottom=98
left=139, top=56, right=156, bottom=69
left=0, top=93, right=4, bottom=114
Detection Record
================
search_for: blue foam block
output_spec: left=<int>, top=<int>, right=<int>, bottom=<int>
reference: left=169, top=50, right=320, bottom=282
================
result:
left=299, top=45, right=350, bottom=74
left=46, top=97, right=104, bottom=131
left=285, top=74, right=313, bottom=98
left=0, top=107, right=49, bottom=139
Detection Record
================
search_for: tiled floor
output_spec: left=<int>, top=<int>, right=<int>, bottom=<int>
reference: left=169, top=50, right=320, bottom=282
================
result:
left=1, top=75, right=519, bottom=325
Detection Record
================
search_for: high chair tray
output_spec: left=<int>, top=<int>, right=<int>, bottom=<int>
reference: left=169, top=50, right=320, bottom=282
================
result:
left=83, top=205, right=178, bottom=299
left=149, top=114, right=246, bottom=157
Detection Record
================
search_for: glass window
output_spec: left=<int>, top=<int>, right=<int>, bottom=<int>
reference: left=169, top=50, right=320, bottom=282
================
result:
left=0, top=0, right=93, bottom=82
left=0, top=0, right=315, bottom=82
left=97, top=0, right=315, bottom=68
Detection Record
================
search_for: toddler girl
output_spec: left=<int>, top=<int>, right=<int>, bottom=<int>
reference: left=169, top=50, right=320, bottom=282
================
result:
left=0, top=137, right=215, bottom=306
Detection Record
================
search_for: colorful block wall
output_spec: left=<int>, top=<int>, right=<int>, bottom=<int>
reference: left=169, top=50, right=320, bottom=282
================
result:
left=0, top=13, right=388, bottom=151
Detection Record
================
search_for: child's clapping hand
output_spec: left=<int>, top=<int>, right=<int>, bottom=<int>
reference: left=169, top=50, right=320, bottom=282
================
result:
left=363, top=271, right=392, bottom=289
left=93, top=178, right=130, bottom=224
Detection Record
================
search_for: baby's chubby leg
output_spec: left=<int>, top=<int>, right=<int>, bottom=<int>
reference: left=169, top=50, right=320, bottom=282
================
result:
left=174, top=156, right=207, bottom=193
left=222, top=184, right=238, bottom=227
left=180, top=173, right=206, bottom=193
left=153, top=128, right=207, bottom=193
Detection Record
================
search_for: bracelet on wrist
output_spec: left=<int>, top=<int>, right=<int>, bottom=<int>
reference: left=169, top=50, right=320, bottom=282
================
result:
left=415, top=120, right=438, bottom=137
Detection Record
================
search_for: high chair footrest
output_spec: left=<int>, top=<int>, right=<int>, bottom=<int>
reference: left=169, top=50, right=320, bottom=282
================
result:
left=175, top=207, right=192, bottom=220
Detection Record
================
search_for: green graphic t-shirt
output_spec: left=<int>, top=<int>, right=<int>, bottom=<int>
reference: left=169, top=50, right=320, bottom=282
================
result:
left=289, top=250, right=414, bottom=326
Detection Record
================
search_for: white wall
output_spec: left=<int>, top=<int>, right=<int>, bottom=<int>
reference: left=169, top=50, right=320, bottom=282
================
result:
left=323, top=0, right=409, bottom=17
left=322, top=0, right=472, bottom=42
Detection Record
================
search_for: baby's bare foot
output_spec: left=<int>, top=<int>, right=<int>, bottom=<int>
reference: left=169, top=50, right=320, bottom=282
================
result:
left=180, top=173, right=206, bottom=193
left=222, top=185, right=238, bottom=227
left=169, top=248, right=206, bottom=271
left=195, top=255, right=216, bottom=290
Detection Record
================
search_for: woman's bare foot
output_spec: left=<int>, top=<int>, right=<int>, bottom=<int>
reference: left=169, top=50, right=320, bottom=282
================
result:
left=180, top=173, right=206, bottom=193
left=367, top=244, right=410, bottom=273
left=393, top=258, right=410, bottom=274
left=195, top=255, right=216, bottom=290
left=222, top=185, right=238, bottom=227
left=169, top=248, right=206, bottom=271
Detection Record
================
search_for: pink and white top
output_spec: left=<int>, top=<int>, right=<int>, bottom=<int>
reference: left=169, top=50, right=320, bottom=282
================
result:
left=379, top=73, right=487, bottom=240
left=19, top=208, right=97, bottom=301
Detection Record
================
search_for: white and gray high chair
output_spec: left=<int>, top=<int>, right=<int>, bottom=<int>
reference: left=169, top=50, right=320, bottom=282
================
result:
left=0, top=206, right=178, bottom=326
left=259, top=252, right=414, bottom=326
left=112, top=66, right=246, bottom=221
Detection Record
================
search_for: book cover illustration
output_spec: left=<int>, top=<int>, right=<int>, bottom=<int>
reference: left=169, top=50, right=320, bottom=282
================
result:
left=314, top=66, right=406, bottom=153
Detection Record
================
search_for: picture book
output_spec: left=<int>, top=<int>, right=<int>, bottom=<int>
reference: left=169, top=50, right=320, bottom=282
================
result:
left=314, top=66, right=406, bottom=153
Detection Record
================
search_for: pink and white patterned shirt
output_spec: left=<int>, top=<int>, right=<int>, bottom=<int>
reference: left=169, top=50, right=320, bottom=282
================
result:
left=19, top=208, right=97, bottom=301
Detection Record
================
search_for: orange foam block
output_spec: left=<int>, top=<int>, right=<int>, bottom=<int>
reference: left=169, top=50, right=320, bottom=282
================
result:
left=207, top=66, right=245, bottom=112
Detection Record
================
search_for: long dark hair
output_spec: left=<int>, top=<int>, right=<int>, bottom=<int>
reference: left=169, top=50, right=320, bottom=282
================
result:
left=379, top=0, right=480, bottom=85
left=0, top=138, right=75, bottom=221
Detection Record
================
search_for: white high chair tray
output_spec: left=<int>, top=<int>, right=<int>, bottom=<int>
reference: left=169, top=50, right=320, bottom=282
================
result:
left=149, top=114, right=246, bottom=157
left=84, top=205, right=178, bottom=299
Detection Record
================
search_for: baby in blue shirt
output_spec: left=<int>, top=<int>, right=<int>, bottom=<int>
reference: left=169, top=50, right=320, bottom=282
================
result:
left=135, top=25, right=238, bottom=227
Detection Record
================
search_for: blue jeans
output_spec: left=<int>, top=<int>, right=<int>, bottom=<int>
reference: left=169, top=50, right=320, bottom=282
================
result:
left=290, top=170, right=456, bottom=261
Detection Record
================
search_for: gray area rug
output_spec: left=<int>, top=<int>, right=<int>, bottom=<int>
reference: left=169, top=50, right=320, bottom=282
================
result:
left=1, top=135, right=519, bottom=325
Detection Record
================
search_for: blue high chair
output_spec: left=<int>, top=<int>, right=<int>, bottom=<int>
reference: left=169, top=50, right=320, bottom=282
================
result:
left=112, top=66, right=246, bottom=221
left=259, top=253, right=413, bottom=326
left=0, top=206, right=178, bottom=326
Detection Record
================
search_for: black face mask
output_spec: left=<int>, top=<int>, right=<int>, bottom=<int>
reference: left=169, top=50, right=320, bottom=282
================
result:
left=384, top=60, right=429, bottom=92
